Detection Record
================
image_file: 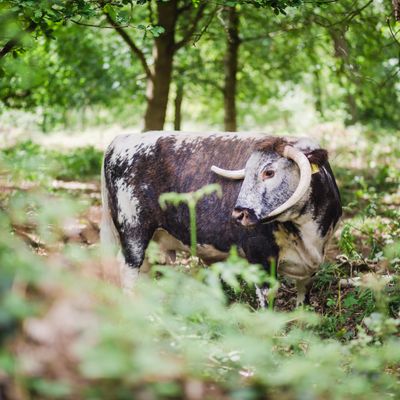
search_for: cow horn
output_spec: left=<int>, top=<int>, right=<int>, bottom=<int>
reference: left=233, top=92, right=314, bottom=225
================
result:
left=211, top=165, right=245, bottom=179
left=267, top=146, right=312, bottom=217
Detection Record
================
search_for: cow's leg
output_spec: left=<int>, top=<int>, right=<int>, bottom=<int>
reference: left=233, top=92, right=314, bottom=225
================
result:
left=279, top=262, right=317, bottom=308
left=118, top=227, right=154, bottom=293
left=118, top=249, right=139, bottom=293
left=295, top=276, right=313, bottom=307
left=255, top=284, right=270, bottom=308
left=255, top=258, right=279, bottom=309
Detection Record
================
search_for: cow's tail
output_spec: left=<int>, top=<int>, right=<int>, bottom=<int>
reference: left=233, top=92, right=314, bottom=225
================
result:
left=100, top=158, right=120, bottom=256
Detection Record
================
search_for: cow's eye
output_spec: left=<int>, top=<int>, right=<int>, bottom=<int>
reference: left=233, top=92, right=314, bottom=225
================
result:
left=261, top=170, right=275, bottom=180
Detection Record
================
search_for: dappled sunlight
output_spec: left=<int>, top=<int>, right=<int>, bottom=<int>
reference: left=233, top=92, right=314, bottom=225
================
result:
left=1, top=0, right=400, bottom=398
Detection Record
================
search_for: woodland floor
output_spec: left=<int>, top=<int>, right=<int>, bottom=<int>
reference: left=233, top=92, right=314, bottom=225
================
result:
left=1, top=127, right=399, bottom=400
left=2, top=124, right=399, bottom=340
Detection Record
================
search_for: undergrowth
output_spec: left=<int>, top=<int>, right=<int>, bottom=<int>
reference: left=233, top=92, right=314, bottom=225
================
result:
left=0, top=189, right=399, bottom=399
left=0, top=140, right=102, bottom=183
left=0, top=129, right=399, bottom=399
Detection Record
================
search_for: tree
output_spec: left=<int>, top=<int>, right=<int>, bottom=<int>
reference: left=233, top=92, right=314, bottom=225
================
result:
left=104, top=0, right=207, bottom=131
left=174, top=80, right=184, bottom=130
left=0, top=0, right=307, bottom=131
left=0, top=0, right=99, bottom=60
left=169, top=1, right=305, bottom=131
left=223, top=6, right=240, bottom=131
left=393, top=0, right=400, bottom=21
left=2, top=0, right=399, bottom=132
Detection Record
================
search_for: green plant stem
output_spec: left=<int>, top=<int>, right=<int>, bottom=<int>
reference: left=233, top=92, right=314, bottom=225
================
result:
left=188, top=199, right=197, bottom=257
left=268, top=261, right=277, bottom=310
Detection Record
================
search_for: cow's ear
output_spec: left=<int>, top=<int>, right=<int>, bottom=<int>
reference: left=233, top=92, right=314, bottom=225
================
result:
left=305, top=148, right=328, bottom=167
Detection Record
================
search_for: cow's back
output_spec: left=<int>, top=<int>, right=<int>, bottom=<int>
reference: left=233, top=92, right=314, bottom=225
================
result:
left=103, top=131, right=265, bottom=250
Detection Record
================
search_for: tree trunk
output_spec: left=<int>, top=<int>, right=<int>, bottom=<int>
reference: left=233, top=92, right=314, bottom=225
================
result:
left=41, top=111, right=48, bottom=133
left=223, top=7, right=240, bottom=132
left=143, top=0, right=178, bottom=131
left=330, top=29, right=359, bottom=124
left=312, top=68, right=324, bottom=117
left=345, top=94, right=358, bottom=124
left=393, top=0, right=400, bottom=21
left=174, top=81, right=184, bottom=130
left=306, top=40, right=324, bottom=118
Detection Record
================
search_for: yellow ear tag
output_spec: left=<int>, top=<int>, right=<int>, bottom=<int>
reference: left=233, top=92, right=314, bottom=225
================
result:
left=311, top=163, right=320, bottom=174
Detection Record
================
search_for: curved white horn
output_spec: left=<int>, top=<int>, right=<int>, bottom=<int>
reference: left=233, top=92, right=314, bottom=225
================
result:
left=211, top=165, right=245, bottom=180
left=267, top=146, right=312, bottom=217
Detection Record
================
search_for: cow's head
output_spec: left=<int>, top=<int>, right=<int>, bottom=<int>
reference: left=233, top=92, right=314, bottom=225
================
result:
left=211, top=138, right=327, bottom=227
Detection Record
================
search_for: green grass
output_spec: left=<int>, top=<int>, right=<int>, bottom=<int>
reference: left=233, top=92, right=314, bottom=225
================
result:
left=0, top=140, right=103, bottom=183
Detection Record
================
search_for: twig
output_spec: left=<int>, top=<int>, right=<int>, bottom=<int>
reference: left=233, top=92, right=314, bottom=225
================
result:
left=387, top=16, right=400, bottom=47
left=105, top=13, right=153, bottom=80
left=345, top=222, right=387, bottom=247
left=311, top=0, right=373, bottom=29
left=71, top=19, right=130, bottom=29
left=194, top=5, right=218, bottom=45
left=339, top=275, right=393, bottom=287
left=174, top=3, right=207, bottom=51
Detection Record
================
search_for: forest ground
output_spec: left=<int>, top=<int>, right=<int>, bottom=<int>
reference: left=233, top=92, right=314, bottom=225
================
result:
left=0, top=125, right=400, bottom=400
left=2, top=124, right=399, bottom=331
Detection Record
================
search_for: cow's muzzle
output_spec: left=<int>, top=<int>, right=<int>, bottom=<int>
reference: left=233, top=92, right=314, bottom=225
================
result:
left=232, top=207, right=259, bottom=227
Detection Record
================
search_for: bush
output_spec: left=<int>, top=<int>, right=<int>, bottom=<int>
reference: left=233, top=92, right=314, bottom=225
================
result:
left=0, top=140, right=103, bottom=183
left=0, top=189, right=399, bottom=400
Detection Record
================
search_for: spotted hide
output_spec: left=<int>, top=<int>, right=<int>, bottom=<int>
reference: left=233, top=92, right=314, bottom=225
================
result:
left=101, top=131, right=342, bottom=306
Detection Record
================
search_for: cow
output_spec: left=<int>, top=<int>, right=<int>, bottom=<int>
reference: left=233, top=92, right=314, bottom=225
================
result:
left=100, top=131, right=342, bottom=306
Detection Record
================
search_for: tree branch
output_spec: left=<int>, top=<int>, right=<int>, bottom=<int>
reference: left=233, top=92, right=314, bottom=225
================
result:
left=71, top=19, right=130, bottom=29
left=242, top=25, right=304, bottom=42
left=105, top=13, right=153, bottom=80
left=195, top=5, right=218, bottom=44
left=177, top=3, right=192, bottom=15
left=386, top=16, right=400, bottom=47
left=309, top=0, right=373, bottom=29
left=174, top=4, right=206, bottom=51
left=195, top=77, right=224, bottom=93
left=0, top=21, right=37, bottom=60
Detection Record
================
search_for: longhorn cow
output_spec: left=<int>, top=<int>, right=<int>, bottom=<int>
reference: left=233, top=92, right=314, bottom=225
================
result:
left=101, top=131, right=342, bottom=305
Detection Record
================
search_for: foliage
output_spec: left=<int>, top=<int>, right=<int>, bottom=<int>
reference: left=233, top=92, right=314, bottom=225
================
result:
left=0, top=140, right=103, bottom=182
left=1, top=126, right=400, bottom=399
left=1, top=0, right=400, bottom=393
left=1, top=179, right=400, bottom=399
left=1, top=0, right=399, bottom=129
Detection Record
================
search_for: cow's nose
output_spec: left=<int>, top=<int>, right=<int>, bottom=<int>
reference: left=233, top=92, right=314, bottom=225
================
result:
left=232, top=207, right=256, bottom=226
left=232, top=208, right=246, bottom=223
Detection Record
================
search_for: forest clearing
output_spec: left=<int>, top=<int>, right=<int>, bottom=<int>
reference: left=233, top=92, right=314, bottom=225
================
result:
left=1, top=0, right=400, bottom=399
